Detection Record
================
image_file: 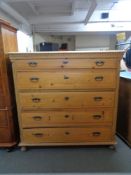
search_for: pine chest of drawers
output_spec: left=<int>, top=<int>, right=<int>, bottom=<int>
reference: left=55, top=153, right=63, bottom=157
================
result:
left=9, top=51, right=123, bottom=149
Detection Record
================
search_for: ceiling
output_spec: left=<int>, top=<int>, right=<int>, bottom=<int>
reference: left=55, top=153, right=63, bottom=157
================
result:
left=0, top=0, right=131, bottom=34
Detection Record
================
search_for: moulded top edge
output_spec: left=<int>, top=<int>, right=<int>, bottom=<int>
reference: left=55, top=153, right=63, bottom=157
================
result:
left=8, top=50, right=124, bottom=55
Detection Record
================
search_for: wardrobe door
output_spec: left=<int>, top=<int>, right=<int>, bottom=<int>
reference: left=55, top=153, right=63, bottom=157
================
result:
left=0, top=20, right=18, bottom=147
left=0, top=69, right=5, bottom=108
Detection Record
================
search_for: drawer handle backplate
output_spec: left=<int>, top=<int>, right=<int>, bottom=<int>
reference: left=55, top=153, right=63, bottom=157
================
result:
left=30, top=77, right=39, bottom=82
left=95, top=61, right=104, bottom=66
left=95, top=76, right=103, bottom=81
left=32, top=98, right=41, bottom=103
left=28, top=61, right=38, bottom=67
left=93, top=115, right=102, bottom=119
left=94, top=97, right=103, bottom=101
left=32, top=116, right=42, bottom=120
left=32, top=133, right=44, bottom=137
left=92, top=132, right=101, bottom=136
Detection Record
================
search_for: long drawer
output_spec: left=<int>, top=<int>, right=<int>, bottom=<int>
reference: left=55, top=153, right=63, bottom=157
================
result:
left=22, top=127, right=112, bottom=143
left=19, top=91, right=115, bottom=109
left=21, top=109, right=114, bottom=128
left=14, top=58, right=117, bottom=70
left=16, top=70, right=116, bottom=90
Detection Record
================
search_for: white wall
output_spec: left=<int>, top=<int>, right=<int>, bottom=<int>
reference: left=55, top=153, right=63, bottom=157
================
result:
left=75, top=33, right=116, bottom=50
left=17, top=31, right=33, bottom=52
left=33, top=33, right=75, bottom=51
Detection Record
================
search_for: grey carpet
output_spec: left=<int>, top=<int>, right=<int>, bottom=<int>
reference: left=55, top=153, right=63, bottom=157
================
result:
left=0, top=137, right=131, bottom=174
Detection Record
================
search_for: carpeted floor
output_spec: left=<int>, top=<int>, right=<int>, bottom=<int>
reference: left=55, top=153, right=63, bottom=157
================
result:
left=0, top=137, right=131, bottom=174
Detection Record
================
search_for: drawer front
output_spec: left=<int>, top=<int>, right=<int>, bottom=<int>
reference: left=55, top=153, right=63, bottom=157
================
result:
left=16, top=70, right=116, bottom=90
left=0, top=110, right=8, bottom=127
left=19, top=92, right=115, bottom=109
left=22, top=127, right=112, bottom=143
left=14, top=58, right=117, bottom=69
left=21, top=109, right=114, bottom=128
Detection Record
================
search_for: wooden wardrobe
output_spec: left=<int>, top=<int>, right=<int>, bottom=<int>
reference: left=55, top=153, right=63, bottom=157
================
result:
left=117, top=72, right=131, bottom=147
left=0, top=19, right=18, bottom=148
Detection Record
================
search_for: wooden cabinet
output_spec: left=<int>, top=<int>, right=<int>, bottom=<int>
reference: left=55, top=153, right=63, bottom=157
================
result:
left=0, top=20, right=18, bottom=147
left=9, top=51, right=123, bottom=149
left=117, top=72, right=131, bottom=147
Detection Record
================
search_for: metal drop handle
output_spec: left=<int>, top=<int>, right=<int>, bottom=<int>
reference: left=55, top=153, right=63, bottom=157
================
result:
left=32, top=98, right=41, bottom=103
left=33, top=116, right=42, bottom=121
left=94, top=97, right=103, bottom=101
left=95, top=76, right=103, bottom=81
left=32, top=133, right=44, bottom=137
left=93, top=115, right=102, bottom=119
left=95, top=61, right=104, bottom=66
left=30, top=77, right=39, bottom=82
left=92, top=132, right=101, bottom=136
left=28, top=61, right=38, bottom=67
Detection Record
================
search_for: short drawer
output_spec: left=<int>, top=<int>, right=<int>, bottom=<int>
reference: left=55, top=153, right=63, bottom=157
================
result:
left=19, top=91, right=115, bottom=109
left=22, top=127, right=112, bottom=143
left=16, top=70, right=116, bottom=90
left=21, top=109, right=114, bottom=128
left=14, top=58, right=117, bottom=70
